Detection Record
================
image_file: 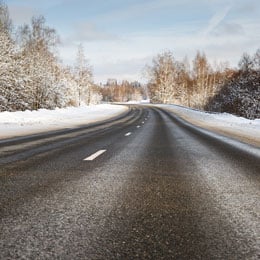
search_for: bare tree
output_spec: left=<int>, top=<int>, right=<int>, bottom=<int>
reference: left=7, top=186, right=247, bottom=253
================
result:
left=253, top=49, right=260, bottom=70
left=16, top=16, right=60, bottom=110
left=0, top=1, right=102, bottom=111
left=191, top=51, right=212, bottom=108
left=74, top=44, right=93, bottom=106
left=238, top=52, right=254, bottom=73
left=147, top=51, right=178, bottom=103
left=0, top=0, right=12, bottom=33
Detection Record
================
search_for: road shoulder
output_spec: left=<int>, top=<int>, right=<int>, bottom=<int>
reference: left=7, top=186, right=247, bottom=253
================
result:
left=0, top=104, right=128, bottom=140
left=155, top=104, right=260, bottom=147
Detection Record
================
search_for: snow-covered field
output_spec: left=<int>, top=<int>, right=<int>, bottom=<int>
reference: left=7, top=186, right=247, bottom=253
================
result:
left=0, top=104, right=128, bottom=139
left=157, top=104, right=260, bottom=147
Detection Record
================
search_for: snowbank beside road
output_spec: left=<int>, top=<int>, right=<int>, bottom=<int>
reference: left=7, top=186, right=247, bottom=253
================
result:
left=1, top=103, right=259, bottom=147
left=156, top=104, right=260, bottom=147
left=0, top=104, right=128, bottom=139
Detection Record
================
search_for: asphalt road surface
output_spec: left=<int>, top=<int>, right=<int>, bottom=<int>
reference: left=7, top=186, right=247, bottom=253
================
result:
left=0, top=105, right=259, bottom=259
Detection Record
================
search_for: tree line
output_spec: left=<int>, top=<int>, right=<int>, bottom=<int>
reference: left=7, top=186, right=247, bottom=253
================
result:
left=1, top=0, right=259, bottom=119
left=101, top=80, right=146, bottom=102
left=146, top=49, right=260, bottom=119
left=0, top=1, right=101, bottom=112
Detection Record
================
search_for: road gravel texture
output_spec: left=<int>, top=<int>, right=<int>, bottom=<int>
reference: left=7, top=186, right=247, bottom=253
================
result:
left=0, top=106, right=259, bottom=259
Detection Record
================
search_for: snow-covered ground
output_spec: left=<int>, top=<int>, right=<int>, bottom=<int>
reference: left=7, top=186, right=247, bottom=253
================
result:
left=0, top=103, right=259, bottom=147
left=0, top=104, right=128, bottom=139
left=156, top=104, right=260, bottom=147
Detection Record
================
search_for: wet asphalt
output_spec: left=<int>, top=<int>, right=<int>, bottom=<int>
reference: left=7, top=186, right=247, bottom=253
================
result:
left=0, top=105, right=259, bottom=259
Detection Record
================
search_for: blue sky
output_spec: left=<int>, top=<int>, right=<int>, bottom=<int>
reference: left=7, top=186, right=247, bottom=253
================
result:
left=5, top=0, right=260, bottom=83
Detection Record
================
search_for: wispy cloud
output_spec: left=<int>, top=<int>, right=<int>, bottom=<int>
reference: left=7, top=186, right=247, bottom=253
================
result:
left=213, top=22, right=244, bottom=36
left=201, top=5, right=232, bottom=37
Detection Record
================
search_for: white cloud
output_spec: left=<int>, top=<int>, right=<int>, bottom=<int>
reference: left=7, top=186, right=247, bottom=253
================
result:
left=33, top=0, right=259, bottom=83
left=60, top=16, right=259, bottom=83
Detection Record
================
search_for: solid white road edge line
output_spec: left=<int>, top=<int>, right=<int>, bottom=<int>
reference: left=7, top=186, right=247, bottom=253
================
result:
left=84, top=149, right=107, bottom=161
left=125, top=132, right=132, bottom=136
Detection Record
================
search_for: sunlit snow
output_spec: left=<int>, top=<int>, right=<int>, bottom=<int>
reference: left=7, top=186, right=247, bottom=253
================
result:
left=0, top=104, right=127, bottom=139
left=158, top=104, right=260, bottom=147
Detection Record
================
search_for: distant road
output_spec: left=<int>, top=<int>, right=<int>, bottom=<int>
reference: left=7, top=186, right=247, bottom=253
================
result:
left=0, top=105, right=259, bottom=259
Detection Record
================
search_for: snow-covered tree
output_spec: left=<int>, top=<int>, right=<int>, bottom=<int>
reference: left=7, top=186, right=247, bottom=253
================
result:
left=146, top=50, right=232, bottom=109
left=88, top=84, right=102, bottom=105
left=17, top=15, right=60, bottom=110
left=0, top=29, right=27, bottom=111
left=74, top=44, right=93, bottom=106
left=205, top=50, right=260, bottom=119
left=0, top=30, right=14, bottom=110
left=55, top=66, right=79, bottom=107
left=1, top=1, right=101, bottom=112
left=147, top=51, right=179, bottom=103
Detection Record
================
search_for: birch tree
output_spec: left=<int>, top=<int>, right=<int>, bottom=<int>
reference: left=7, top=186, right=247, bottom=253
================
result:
left=74, top=44, right=93, bottom=106
left=147, top=51, right=177, bottom=103
left=17, top=15, right=60, bottom=109
left=192, top=51, right=212, bottom=107
left=253, top=49, right=260, bottom=70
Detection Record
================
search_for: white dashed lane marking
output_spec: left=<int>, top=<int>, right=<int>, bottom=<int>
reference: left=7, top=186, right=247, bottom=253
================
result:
left=84, top=149, right=107, bottom=161
left=125, top=132, right=132, bottom=136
